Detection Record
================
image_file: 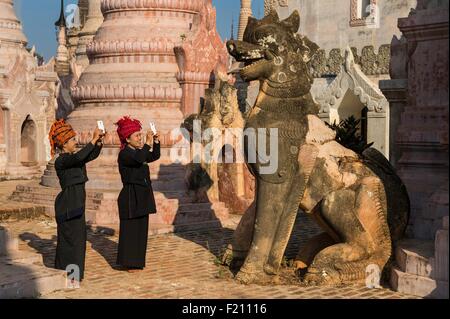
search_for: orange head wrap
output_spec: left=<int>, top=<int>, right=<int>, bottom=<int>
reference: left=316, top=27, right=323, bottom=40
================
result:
left=48, top=119, right=76, bottom=157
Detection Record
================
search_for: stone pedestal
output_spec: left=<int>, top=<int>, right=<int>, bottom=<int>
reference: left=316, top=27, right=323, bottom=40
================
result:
left=391, top=216, right=449, bottom=299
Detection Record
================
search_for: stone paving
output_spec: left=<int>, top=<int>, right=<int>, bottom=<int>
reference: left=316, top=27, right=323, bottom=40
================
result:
left=0, top=211, right=420, bottom=299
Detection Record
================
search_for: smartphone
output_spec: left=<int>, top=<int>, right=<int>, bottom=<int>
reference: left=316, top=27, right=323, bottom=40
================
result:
left=150, top=122, right=157, bottom=135
left=97, top=120, right=105, bottom=133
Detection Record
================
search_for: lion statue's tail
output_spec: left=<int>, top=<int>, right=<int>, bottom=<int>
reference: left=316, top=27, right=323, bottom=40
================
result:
left=362, top=148, right=410, bottom=242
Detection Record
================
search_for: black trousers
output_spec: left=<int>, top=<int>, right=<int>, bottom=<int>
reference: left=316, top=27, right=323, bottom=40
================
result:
left=55, top=213, right=87, bottom=281
left=117, top=215, right=149, bottom=269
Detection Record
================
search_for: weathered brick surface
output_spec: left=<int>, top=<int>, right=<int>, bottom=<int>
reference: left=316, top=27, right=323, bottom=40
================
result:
left=0, top=180, right=47, bottom=222
left=0, top=213, right=420, bottom=299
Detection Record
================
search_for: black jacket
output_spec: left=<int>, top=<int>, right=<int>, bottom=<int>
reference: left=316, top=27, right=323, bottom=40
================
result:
left=54, top=142, right=103, bottom=223
left=117, top=142, right=160, bottom=220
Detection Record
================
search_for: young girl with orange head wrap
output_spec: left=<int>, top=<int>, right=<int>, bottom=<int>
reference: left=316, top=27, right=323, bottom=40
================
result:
left=49, top=119, right=104, bottom=283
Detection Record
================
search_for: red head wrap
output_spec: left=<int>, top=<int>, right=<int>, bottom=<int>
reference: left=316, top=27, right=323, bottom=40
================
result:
left=115, top=116, right=142, bottom=150
left=48, top=119, right=76, bottom=157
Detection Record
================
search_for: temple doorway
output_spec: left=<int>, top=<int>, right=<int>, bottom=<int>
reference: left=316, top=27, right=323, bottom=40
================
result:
left=20, top=115, right=38, bottom=166
left=337, top=90, right=368, bottom=144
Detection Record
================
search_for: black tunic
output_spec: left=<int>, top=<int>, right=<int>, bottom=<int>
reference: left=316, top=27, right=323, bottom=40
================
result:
left=54, top=143, right=102, bottom=223
left=117, top=143, right=160, bottom=220
left=116, top=142, right=160, bottom=268
left=54, top=142, right=102, bottom=280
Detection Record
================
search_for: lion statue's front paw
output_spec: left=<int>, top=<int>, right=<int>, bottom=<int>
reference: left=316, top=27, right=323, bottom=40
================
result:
left=303, top=266, right=340, bottom=286
left=235, top=269, right=258, bottom=285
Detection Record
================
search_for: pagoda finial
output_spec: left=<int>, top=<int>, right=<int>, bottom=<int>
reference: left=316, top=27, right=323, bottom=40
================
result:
left=55, top=0, right=66, bottom=28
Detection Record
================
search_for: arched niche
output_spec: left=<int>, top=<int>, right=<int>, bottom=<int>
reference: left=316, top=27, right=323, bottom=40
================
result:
left=316, top=47, right=389, bottom=157
left=20, top=115, right=38, bottom=166
left=333, top=90, right=369, bottom=143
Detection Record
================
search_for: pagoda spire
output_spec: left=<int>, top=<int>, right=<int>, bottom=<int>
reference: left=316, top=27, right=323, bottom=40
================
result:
left=55, top=0, right=69, bottom=75
left=230, top=16, right=235, bottom=40
left=75, top=0, right=103, bottom=67
left=0, top=0, right=27, bottom=44
left=55, top=0, right=66, bottom=28
left=238, top=0, right=252, bottom=41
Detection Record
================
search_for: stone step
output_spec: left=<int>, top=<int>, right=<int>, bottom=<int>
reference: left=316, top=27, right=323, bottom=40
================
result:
left=157, top=195, right=192, bottom=204
left=10, top=193, right=101, bottom=211
left=12, top=184, right=225, bottom=209
left=390, top=267, right=439, bottom=298
left=12, top=191, right=175, bottom=210
left=0, top=263, right=66, bottom=299
left=42, top=168, right=187, bottom=179
left=151, top=179, right=187, bottom=191
left=395, top=239, right=434, bottom=278
left=0, top=250, right=43, bottom=265
left=177, top=202, right=225, bottom=213
left=155, top=191, right=192, bottom=201
left=0, top=204, right=47, bottom=222
left=10, top=184, right=230, bottom=230
left=90, top=163, right=187, bottom=171
left=11, top=189, right=197, bottom=209
left=171, top=210, right=223, bottom=225
left=11, top=189, right=103, bottom=202
left=11, top=190, right=102, bottom=204
left=80, top=160, right=186, bottom=169
left=16, top=180, right=189, bottom=199
left=13, top=185, right=105, bottom=200
left=15, top=183, right=193, bottom=198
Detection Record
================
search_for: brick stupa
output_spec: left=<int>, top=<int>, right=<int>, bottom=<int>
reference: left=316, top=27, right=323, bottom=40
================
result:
left=12, top=0, right=230, bottom=231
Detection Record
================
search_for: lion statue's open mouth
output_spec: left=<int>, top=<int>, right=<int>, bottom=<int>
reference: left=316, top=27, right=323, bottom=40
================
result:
left=226, top=40, right=271, bottom=80
left=226, top=10, right=319, bottom=86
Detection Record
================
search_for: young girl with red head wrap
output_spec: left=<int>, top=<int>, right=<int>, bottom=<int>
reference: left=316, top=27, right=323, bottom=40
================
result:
left=115, top=116, right=160, bottom=271
left=49, top=119, right=104, bottom=283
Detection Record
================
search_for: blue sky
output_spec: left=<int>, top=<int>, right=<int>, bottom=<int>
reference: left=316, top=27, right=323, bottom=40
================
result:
left=14, top=0, right=264, bottom=61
